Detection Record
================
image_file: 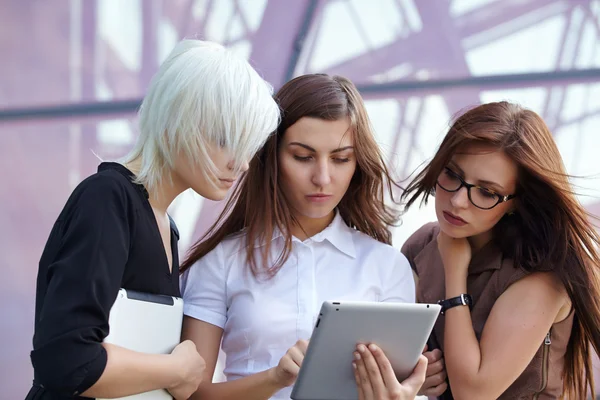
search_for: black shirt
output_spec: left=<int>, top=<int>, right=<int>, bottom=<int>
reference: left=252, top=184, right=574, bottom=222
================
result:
left=26, top=162, right=180, bottom=399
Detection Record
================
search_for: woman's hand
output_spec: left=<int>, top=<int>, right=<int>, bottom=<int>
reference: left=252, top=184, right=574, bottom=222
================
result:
left=166, top=340, right=206, bottom=400
left=418, top=345, right=448, bottom=397
left=437, top=231, right=472, bottom=278
left=268, top=339, right=309, bottom=388
left=353, top=343, right=428, bottom=400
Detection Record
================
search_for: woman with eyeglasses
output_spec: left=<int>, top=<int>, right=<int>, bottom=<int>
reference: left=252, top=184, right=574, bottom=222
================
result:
left=400, top=101, right=600, bottom=399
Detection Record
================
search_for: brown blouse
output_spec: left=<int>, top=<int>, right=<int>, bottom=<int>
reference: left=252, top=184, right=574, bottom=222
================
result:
left=401, top=223, right=573, bottom=400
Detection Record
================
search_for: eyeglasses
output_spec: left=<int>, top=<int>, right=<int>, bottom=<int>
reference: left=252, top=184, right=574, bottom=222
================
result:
left=436, top=167, right=516, bottom=210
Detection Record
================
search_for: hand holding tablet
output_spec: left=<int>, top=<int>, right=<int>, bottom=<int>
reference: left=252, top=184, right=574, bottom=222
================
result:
left=352, top=342, right=428, bottom=400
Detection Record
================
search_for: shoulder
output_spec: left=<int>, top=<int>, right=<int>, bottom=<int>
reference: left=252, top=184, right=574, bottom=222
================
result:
left=220, top=230, right=249, bottom=258
left=496, top=270, right=570, bottom=324
left=57, top=169, right=139, bottom=225
left=350, top=230, right=410, bottom=269
left=401, top=222, right=439, bottom=260
left=71, top=168, right=135, bottom=206
left=509, top=270, right=567, bottom=299
left=187, top=230, right=248, bottom=272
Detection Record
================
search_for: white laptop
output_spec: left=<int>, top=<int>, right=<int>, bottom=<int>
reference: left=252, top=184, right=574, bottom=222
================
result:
left=99, top=288, right=184, bottom=400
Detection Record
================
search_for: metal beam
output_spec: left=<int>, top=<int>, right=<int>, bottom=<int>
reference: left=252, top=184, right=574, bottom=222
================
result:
left=246, top=0, right=318, bottom=88
left=0, top=99, right=141, bottom=122
left=283, top=0, right=319, bottom=84
left=356, top=68, right=600, bottom=95
left=2, top=69, right=600, bottom=122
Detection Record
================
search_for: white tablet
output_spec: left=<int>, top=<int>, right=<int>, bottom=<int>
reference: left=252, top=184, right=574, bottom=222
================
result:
left=291, top=301, right=441, bottom=400
left=99, top=288, right=184, bottom=400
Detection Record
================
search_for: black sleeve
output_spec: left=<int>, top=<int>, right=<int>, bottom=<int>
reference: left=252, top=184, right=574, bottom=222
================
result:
left=30, top=176, right=131, bottom=396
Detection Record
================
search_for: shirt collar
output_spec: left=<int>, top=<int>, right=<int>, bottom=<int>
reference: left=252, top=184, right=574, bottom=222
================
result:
left=268, top=211, right=357, bottom=259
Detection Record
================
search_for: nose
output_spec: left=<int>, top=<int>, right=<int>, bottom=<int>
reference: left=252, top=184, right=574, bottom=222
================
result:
left=239, top=160, right=250, bottom=173
left=450, top=186, right=470, bottom=209
left=227, top=159, right=250, bottom=173
left=311, top=160, right=331, bottom=187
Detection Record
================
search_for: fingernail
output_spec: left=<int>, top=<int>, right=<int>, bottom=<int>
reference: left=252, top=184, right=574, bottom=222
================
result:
left=369, top=344, right=377, bottom=351
left=357, top=344, right=366, bottom=353
left=352, top=362, right=357, bottom=369
left=354, top=352, right=361, bottom=360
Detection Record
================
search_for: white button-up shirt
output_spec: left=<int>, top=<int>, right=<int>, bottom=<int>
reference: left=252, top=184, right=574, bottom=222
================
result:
left=181, top=212, right=415, bottom=400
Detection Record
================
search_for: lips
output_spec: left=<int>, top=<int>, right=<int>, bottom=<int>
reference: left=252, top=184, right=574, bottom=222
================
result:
left=443, top=211, right=467, bottom=226
left=306, top=194, right=332, bottom=203
left=219, top=178, right=236, bottom=188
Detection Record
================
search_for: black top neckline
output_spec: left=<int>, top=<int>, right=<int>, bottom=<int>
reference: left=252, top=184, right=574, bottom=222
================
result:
left=98, top=162, right=149, bottom=199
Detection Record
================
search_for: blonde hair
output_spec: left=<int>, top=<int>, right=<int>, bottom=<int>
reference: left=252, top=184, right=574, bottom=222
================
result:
left=122, top=39, right=280, bottom=192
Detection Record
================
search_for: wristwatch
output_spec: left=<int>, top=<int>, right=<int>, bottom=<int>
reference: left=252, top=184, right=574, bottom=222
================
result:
left=438, top=294, right=473, bottom=315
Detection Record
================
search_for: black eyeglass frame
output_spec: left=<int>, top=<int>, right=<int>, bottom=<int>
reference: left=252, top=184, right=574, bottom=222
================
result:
left=436, top=167, right=517, bottom=210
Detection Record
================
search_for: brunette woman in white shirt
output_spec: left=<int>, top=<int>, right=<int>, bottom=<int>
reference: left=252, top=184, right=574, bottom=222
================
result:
left=179, top=74, right=434, bottom=400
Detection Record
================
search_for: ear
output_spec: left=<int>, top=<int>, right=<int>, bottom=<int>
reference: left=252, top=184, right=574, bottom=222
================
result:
left=506, top=198, right=518, bottom=216
left=506, top=204, right=517, bottom=216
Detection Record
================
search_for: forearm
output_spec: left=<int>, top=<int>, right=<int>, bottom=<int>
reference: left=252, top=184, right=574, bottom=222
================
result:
left=190, top=368, right=283, bottom=400
left=443, top=273, right=487, bottom=398
left=82, top=343, right=181, bottom=398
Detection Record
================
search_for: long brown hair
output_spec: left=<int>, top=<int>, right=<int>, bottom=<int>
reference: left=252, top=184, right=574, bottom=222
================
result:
left=402, top=101, right=600, bottom=399
left=181, top=73, right=401, bottom=278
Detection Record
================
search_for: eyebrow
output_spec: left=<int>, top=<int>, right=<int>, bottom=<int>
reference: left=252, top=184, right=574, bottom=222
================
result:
left=447, top=162, right=506, bottom=191
left=288, top=142, right=354, bottom=154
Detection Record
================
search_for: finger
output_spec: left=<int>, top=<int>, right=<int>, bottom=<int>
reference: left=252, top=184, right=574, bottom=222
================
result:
left=296, top=339, right=309, bottom=354
left=287, top=347, right=305, bottom=367
left=365, top=344, right=398, bottom=390
left=354, top=351, right=374, bottom=399
left=353, top=362, right=365, bottom=400
left=421, top=381, right=449, bottom=397
left=429, top=349, right=443, bottom=362
left=358, top=344, right=386, bottom=397
left=281, top=355, right=301, bottom=378
left=425, top=357, right=445, bottom=376
left=423, top=344, right=428, bottom=353
left=426, top=369, right=447, bottom=387
left=420, top=369, right=447, bottom=396
left=401, top=355, right=428, bottom=389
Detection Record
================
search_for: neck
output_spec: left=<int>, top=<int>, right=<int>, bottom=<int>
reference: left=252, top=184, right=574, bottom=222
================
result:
left=124, top=159, right=187, bottom=214
left=468, top=229, right=493, bottom=252
left=290, top=211, right=336, bottom=241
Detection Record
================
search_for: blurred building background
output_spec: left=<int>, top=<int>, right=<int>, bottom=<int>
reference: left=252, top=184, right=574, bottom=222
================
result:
left=1, top=0, right=600, bottom=398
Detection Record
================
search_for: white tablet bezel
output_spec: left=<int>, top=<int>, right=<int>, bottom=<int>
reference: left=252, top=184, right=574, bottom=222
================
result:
left=100, top=288, right=184, bottom=400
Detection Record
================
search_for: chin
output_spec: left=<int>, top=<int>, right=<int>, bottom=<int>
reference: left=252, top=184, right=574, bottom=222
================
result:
left=193, top=187, right=227, bottom=202
left=298, top=206, right=336, bottom=220
left=438, top=223, right=470, bottom=239
left=436, top=212, right=470, bottom=239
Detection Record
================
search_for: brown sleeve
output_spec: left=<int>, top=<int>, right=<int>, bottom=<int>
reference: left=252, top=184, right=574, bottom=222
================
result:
left=400, top=222, right=439, bottom=276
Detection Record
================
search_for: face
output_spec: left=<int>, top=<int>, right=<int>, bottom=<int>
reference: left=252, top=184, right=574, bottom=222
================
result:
left=278, top=116, right=357, bottom=223
left=434, top=143, right=518, bottom=246
left=173, top=143, right=249, bottom=201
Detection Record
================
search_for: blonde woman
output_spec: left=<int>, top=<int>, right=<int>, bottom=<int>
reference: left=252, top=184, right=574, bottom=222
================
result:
left=26, top=39, right=279, bottom=400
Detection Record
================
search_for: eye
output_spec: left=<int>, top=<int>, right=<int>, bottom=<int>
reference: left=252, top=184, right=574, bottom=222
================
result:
left=445, top=168, right=460, bottom=180
left=293, top=155, right=312, bottom=162
left=333, top=157, right=351, bottom=163
left=477, top=187, right=498, bottom=199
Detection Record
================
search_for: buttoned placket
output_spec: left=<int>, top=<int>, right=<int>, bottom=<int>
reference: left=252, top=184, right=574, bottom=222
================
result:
left=295, top=240, right=318, bottom=339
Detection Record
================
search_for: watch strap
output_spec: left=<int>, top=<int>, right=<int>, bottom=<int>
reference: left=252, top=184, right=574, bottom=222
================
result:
left=438, top=293, right=473, bottom=315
